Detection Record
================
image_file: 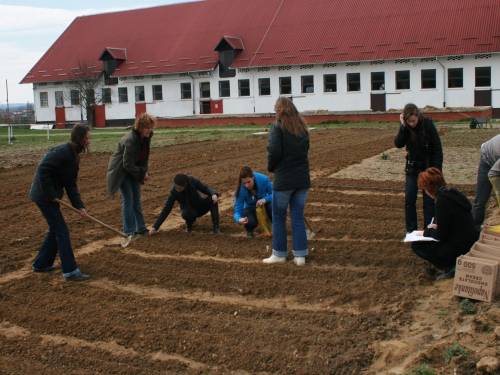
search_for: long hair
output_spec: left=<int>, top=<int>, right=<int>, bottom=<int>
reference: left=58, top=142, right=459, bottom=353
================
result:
left=236, top=166, right=254, bottom=196
left=418, top=167, right=446, bottom=197
left=403, top=103, right=424, bottom=145
left=274, top=97, right=308, bottom=136
left=70, top=124, right=90, bottom=154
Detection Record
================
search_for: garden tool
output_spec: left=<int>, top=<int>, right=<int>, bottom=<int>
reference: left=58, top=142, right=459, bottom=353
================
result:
left=56, top=199, right=133, bottom=248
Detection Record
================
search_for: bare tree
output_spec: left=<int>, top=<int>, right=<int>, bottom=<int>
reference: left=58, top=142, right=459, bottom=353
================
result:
left=66, top=61, right=103, bottom=126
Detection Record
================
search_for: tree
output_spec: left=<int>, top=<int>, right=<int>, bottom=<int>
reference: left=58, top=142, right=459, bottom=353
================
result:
left=67, top=61, right=103, bottom=126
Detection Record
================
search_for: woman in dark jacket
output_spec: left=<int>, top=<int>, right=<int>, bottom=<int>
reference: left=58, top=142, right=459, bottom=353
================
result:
left=264, top=97, right=310, bottom=266
left=107, top=113, right=155, bottom=236
left=411, top=168, right=479, bottom=280
left=30, top=124, right=91, bottom=281
left=395, top=103, right=443, bottom=233
left=149, top=174, right=220, bottom=234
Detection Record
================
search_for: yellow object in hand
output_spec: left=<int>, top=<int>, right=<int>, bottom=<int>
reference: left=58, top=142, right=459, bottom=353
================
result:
left=489, top=224, right=500, bottom=234
left=256, top=206, right=272, bottom=237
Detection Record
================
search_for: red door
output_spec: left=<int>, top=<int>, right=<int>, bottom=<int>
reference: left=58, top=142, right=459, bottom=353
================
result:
left=210, top=100, right=223, bottom=114
left=55, top=107, right=66, bottom=129
left=94, top=105, right=106, bottom=128
left=135, top=103, right=147, bottom=118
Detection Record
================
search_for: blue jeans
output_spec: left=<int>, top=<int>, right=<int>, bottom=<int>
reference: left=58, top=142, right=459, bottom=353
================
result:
left=472, top=157, right=493, bottom=228
left=405, top=173, right=434, bottom=232
left=119, top=175, right=146, bottom=236
left=32, top=201, right=78, bottom=274
left=272, top=189, right=309, bottom=257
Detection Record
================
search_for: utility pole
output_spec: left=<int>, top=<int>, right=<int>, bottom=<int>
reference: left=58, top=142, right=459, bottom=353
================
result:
left=6, top=79, right=13, bottom=145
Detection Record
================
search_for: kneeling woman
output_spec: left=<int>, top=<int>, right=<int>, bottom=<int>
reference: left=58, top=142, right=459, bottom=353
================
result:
left=411, top=168, right=479, bottom=279
left=233, top=166, right=273, bottom=238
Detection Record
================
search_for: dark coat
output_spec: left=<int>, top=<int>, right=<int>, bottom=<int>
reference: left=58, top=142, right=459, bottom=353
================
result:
left=153, top=176, right=217, bottom=230
left=424, top=187, right=479, bottom=256
left=267, top=123, right=310, bottom=191
left=394, top=117, right=443, bottom=172
left=106, top=129, right=152, bottom=196
left=29, top=143, right=84, bottom=209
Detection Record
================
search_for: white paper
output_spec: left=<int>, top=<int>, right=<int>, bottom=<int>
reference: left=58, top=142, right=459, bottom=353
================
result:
left=403, top=230, right=439, bottom=243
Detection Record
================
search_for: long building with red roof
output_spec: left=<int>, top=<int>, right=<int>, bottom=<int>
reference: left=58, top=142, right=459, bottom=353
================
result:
left=22, top=0, right=500, bottom=126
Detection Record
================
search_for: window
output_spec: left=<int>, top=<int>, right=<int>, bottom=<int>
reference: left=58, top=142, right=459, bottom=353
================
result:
left=181, top=83, right=192, bottom=99
left=200, top=82, right=211, bottom=98
left=238, top=79, right=250, bottom=96
left=371, top=72, right=385, bottom=91
left=323, top=74, right=337, bottom=92
left=396, top=70, right=410, bottom=90
left=55, top=91, right=64, bottom=107
left=279, top=76, right=292, bottom=95
left=421, top=69, right=436, bottom=89
left=102, top=88, right=112, bottom=104
left=301, top=75, right=314, bottom=93
left=135, top=86, right=145, bottom=102
left=347, top=73, right=360, bottom=92
left=70, top=90, right=80, bottom=105
left=475, top=67, right=491, bottom=87
left=118, top=87, right=128, bottom=103
left=448, top=68, right=463, bottom=88
left=152, top=85, right=163, bottom=101
left=258, top=78, right=271, bottom=96
left=219, top=81, right=230, bottom=97
left=40, top=92, right=48, bottom=107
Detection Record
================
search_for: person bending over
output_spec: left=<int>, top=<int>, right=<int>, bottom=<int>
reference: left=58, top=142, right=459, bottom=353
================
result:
left=472, top=134, right=500, bottom=230
left=150, top=174, right=220, bottom=234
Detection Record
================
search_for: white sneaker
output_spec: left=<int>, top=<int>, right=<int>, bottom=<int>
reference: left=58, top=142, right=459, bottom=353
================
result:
left=262, top=255, right=286, bottom=264
left=293, top=257, right=306, bottom=266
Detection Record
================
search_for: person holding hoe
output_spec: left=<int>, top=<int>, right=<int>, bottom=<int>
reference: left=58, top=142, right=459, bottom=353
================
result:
left=30, top=124, right=91, bottom=281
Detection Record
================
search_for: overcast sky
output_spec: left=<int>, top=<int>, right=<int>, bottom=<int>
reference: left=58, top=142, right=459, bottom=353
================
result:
left=0, top=1, right=197, bottom=104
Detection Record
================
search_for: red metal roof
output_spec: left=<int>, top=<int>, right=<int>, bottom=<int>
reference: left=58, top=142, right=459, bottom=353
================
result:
left=22, top=0, right=500, bottom=84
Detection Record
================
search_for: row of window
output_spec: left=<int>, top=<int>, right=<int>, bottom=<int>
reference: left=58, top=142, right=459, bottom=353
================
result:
left=38, top=66, right=492, bottom=107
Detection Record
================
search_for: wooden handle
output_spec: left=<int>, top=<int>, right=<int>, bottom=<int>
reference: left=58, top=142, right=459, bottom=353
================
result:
left=56, top=199, right=127, bottom=238
left=304, top=217, right=314, bottom=233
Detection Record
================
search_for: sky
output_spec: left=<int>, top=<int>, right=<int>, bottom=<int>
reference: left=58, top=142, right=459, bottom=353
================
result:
left=0, top=1, right=197, bottom=104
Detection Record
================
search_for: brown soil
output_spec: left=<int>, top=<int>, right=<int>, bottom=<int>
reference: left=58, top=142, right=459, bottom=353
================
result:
left=0, top=127, right=495, bottom=374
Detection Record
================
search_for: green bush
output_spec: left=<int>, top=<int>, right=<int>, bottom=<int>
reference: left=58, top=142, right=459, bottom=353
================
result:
left=404, top=364, right=436, bottom=375
left=444, top=342, right=468, bottom=363
left=459, top=299, right=477, bottom=315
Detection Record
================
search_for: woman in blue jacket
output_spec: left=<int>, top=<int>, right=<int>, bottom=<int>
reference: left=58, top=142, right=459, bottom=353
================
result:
left=233, top=166, right=273, bottom=238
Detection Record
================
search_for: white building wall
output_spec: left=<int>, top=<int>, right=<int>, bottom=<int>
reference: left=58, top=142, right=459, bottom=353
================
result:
left=31, top=53, right=500, bottom=123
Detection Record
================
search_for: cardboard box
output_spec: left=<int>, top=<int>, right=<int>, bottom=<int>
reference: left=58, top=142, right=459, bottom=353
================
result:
left=481, top=226, right=500, bottom=240
left=453, top=255, right=498, bottom=302
left=480, top=236, right=500, bottom=247
left=473, top=241, right=500, bottom=257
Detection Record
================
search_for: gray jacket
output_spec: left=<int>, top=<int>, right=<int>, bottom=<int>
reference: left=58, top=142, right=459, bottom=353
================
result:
left=106, top=129, right=152, bottom=196
left=480, top=134, right=500, bottom=177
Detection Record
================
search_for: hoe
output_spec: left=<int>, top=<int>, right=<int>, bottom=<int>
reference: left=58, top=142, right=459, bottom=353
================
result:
left=56, top=199, right=133, bottom=248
